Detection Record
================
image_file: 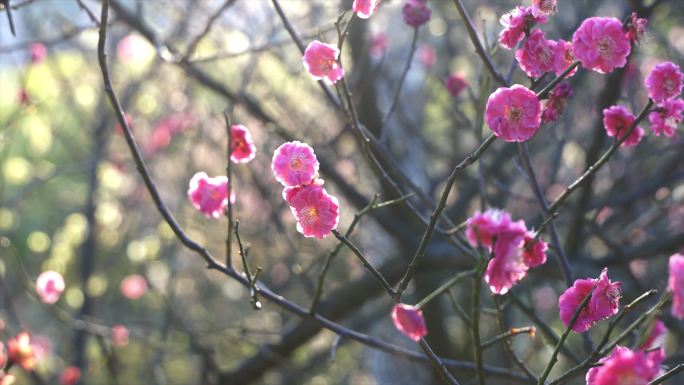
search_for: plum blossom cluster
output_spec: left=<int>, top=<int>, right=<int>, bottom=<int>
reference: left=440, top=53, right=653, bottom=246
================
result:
left=558, top=268, right=621, bottom=332
left=516, top=29, right=576, bottom=79
left=466, top=208, right=548, bottom=295
left=187, top=124, right=255, bottom=217
left=485, top=85, right=542, bottom=142
left=391, top=304, right=427, bottom=342
left=302, top=41, right=345, bottom=84
left=646, top=62, right=684, bottom=137
left=272, top=141, right=340, bottom=239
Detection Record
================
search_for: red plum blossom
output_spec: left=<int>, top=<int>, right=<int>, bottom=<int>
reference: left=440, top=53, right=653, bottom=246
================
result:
left=302, top=41, right=345, bottom=84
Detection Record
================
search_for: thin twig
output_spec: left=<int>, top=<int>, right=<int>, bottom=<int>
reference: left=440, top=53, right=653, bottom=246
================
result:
left=471, top=261, right=486, bottom=385
left=224, top=111, right=234, bottom=269
left=415, top=269, right=476, bottom=309
left=418, top=339, right=462, bottom=385
left=482, top=327, right=536, bottom=350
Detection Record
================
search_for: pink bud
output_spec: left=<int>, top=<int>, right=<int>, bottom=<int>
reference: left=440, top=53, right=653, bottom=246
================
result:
left=391, top=304, right=427, bottom=341
left=35, top=271, right=65, bottom=304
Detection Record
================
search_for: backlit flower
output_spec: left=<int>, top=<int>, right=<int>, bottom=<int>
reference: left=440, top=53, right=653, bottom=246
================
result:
left=230, top=124, right=257, bottom=163
left=649, top=98, right=684, bottom=137
left=645, top=61, right=683, bottom=102
left=465, top=208, right=513, bottom=248
left=558, top=268, right=621, bottom=332
left=531, top=0, right=556, bottom=17
left=287, top=185, right=339, bottom=239
left=572, top=17, right=631, bottom=74
left=515, top=28, right=557, bottom=78
left=272, top=141, right=319, bottom=187
left=669, top=253, right=684, bottom=320
left=586, top=346, right=662, bottom=385
left=35, top=271, right=65, bottom=304
left=402, top=0, right=431, bottom=28
left=392, top=304, right=427, bottom=341
left=485, top=85, right=542, bottom=142
left=7, top=332, right=36, bottom=371
left=352, top=0, right=379, bottom=19
left=369, top=33, right=389, bottom=59
left=640, top=319, right=667, bottom=350
left=119, top=274, right=147, bottom=300
left=302, top=40, right=344, bottom=84
left=499, top=6, right=548, bottom=50
left=445, top=74, right=468, bottom=97
left=603, top=105, right=644, bottom=147
left=187, top=172, right=234, bottom=218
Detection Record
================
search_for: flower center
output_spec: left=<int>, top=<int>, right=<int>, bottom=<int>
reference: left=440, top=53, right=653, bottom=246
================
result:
left=290, top=156, right=303, bottom=170
left=321, top=58, right=335, bottom=72
left=506, top=106, right=524, bottom=123
left=596, top=37, right=615, bottom=56
left=299, top=206, right=319, bottom=225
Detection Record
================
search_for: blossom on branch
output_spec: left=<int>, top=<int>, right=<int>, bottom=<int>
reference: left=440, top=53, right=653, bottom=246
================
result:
left=669, top=253, right=684, bottom=320
left=391, top=304, right=427, bottom=341
left=485, top=85, right=542, bottom=142
left=120, top=274, right=147, bottom=300
left=558, top=268, right=621, bottom=332
left=287, top=184, right=339, bottom=239
left=645, top=61, right=683, bottom=102
left=626, top=12, right=648, bottom=45
left=302, top=41, right=345, bottom=84
left=187, top=172, right=234, bottom=219
left=649, top=98, right=684, bottom=137
left=272, top=141, right=319, bottom=187
left=230, top=124, right=257, bottom=163
left=60, top=366, right=81, bottom=385
left=602, top=105, right=644, bottom=147
left=515, top=28, right=557, bottom=78
left=445, top=74, right=468, bottom=97
left=499, top=6, right=547, bottom=50
left=352, top=0, right=379, bottom=19
left=572, top=17, right=631, bottom=74
left=586, top=345, right=662, bottom=385
left=35, top=271, right=65, bottom=304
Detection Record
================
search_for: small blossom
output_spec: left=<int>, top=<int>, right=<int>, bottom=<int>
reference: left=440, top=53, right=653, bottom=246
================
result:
left=603, top=105, right=644, bottom=147
left=7, top=332, right=36, bottom=371
left=515, top=28, right=557, bottom=78
left=352, top=0, right=379, bottom=19
left=287, top=185, right=339, bottom=239
left=187, top=172, right=234, bottom=219
left=626, top=12, right=648, bottom=45
left=272, top=141, right=319, bottom=187
left=402, top=0, right=431, bottom=28
left=418, top=45, right=436, bottom=68
left=572, top=17, right=631, bottom=74
left=645, top=61, right=683, bottom=102
left=119, top=274, right=147, bottom=300
left=669, top=253, right=684, bottom=320
left=466, top=208, right=513, bottom=248
left=445, top=74, right=468, bottom=97
left=531, top=0, right=556, bottom=17
left=230, top=124, right=257, bottom=163
left=111, top=325, right=129, bottom=347
left=369, top=33, right=389, bottom=59
left=485, top=85, right=542, bottom=142
left=649, top=98, right=684, bottom=137
left=553, top=39, right=577, bottom=77
left=499, top=6, right=548, bottom=50
left=147, top=113, right=195, bottom=153
left=35, top=271, right=65, bottom=304
left=302, top=40, right=344, bottom=84
left=523, top=231, right=548, bottom=267
left=640, top=319, right=667, bottom=350
left=28, top=43, right=47, bottom=64
left=484, top=222, right=528, bottom=295
left=586, top=345, right=662, bottom=385
left=391, top=304, right=427, bottom=341
left=542, top=82, right=573, bottom=123
left=60, top=366, right=81, bottom=385
left=558, top=268, right=621, bottom=332
left=116, top=34, right=150, bottom=64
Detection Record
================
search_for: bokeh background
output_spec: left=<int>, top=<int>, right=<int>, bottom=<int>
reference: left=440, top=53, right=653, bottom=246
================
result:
left=1, top=0, right=683, bottom=384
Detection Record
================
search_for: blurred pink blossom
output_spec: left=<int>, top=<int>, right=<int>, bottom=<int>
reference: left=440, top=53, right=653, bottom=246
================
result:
left=391, top=304, right=427, bottom=341
left=466, top=208, right=513, bottom=248
left=640, top=319, right=667, bottom=350
left=147, top=113, right=195, bottom=154
left=602, top=105, right=644, bottom=147
left=627, top=12, right=648, bottom=45
left=572, top=17, right=631, bottom=74
left=116, top=34, right=148, bottom=64
left=302, top=40, right=344, bottom=84
left=35, top=271, right=65, bottom=304
left=645, top=61, right=683, bottom=102
left=417, top=45, right=436, bottom=68
left=120, top=274, right=147, bottom=300
left=28, top=43, right=47, bottom=64
left=402, top=0, right=431, bottom=28
left=649, top=98, right=683, bottom=137
left=542, top=82, right=573, bottom=123
left=558, top=268, right=621, bottom=332
left=669, top=253, right=684, bottom=320
left=586, top=345, right=662, bottom=385
left=369, top=33, right=389, bottom=59
left=111, top=325, right=129, bottom=347
left=485, top=85, right=542, bottom=142
left=552, top=40, right=576, bottom=77
left=60, top=366, right=81, bottom=385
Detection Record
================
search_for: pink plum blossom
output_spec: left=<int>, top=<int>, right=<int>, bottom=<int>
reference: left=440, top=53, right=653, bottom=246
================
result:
left=302, top=40, right=345, bottom=84
left=35, top=271, right=65, bottom=304
left=553, top=39, right=577, bottom=77
left=418, top=45, right=436, bottom=68
left=272, top=141, right=319, bottom=187
left=515, top=28, right=557, bottom=78
left=499, top=6, right=547, bottom=50
left=111, top=325, right=129, bottom=347
left=445, top=74, right=468, bottom=97
left=0, top=341, right=5, bottom=369
left=230, top=124, right=257, bottom=163
left=572, top=17, right=631, bottom=74
left=542, top=82, right=573, bottom=123
left=352, top=0, right=379, bottom=19
left=645, top=61, right=683, bottom=102
left=402, top=0, right=431, bottom=28
left=669, top=253, right=684, bottom=320
left=60, top=366, right=81, bottom=385
left=531, top=0, right=556, bottom=17
left=649, top=98, right=684, bottom=137
left=147, top=113, right=195, bottom=154
left=603, top=105, right=644, bottom=147
left=484, top=222, right=528, bottom=295
left=391, top=304, right=427, bottom=341
left=558, top=268, right=621, bottom=332
left=369, top=33, right=389, bottom=59
left=586, top=346, right=662, bottom=385
left=485, top=85, right=542, bottom=142
left=640, top=319, right=667, bottom=350
left=626, top=12, right=648, bottom=45
left=187, top=172, right=235, bottom=218
left=286, top=185, right=339, bottom=239
left=28, top=43, right=47, bottom=64
left=119, top=274, right=148, bottom=300
left=465, top=208, right=513, bottom=248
